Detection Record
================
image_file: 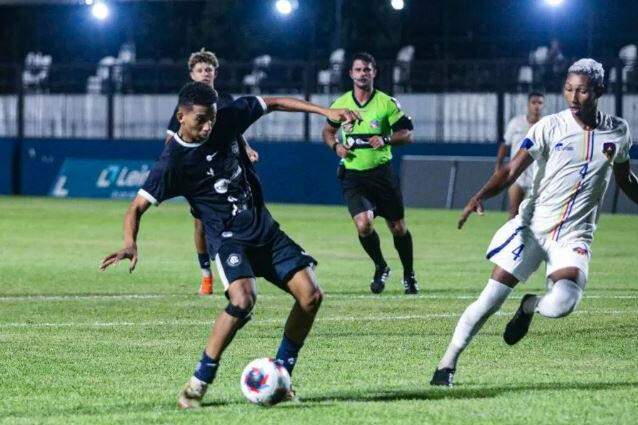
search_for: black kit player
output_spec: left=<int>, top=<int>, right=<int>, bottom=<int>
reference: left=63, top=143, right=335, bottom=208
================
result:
left=100, top=82, right=361, bottom=408
left=165, top=48, right=259, bottom=295
left=322, top=52, right=418, bottom=294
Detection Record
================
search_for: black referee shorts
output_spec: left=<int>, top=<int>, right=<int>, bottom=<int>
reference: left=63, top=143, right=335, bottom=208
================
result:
left=339, top=162, right=405, bottom=221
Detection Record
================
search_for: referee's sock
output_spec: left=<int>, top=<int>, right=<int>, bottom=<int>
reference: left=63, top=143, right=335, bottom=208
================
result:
left=393, top=230, right=414, bottom=278
left=358, top=230, right=387, bottom=269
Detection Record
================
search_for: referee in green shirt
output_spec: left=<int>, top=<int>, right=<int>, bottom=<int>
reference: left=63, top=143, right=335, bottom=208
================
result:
left=322, top=52, right=418, bottom=294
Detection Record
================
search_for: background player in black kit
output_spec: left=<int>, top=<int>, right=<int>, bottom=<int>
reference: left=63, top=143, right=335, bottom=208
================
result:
left=165, top=48, right=259, bottom=295
left=100, top=82, right=360, bottom=409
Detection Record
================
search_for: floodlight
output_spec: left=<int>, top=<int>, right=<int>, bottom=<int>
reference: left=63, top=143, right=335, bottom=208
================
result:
left=391, top=0, right=405, bottom=10
left=92, top=2, right=109, bottom=20
left=275, top=0, right=296, bottom=16
left=545, top=0, right=564, bottom=6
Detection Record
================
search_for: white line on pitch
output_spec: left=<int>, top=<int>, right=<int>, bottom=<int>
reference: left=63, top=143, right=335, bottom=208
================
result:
left=0, top=294, right=637, bottom=302
left=1, top=310, right=636, bottom=329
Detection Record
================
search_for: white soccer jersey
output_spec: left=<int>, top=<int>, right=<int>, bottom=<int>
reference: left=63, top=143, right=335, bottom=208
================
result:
left=518, top=109, right=632, bottom=243
left=504, top=114, right=536, bottom=190
left=504, top=114, right=532, bottom=157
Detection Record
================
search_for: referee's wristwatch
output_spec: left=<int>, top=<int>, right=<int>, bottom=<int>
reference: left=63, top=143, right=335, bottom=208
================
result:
left=382, top=136, right=391, bottom=146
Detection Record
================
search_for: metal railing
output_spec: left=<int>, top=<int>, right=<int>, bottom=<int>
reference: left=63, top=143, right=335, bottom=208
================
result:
left=1, top=58, right=636, bottom=142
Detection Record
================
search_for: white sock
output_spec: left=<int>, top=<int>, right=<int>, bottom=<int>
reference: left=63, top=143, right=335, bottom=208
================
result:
left=438, top=279, right=512, bottom=370
left=201, top=269, right=212, bottom=278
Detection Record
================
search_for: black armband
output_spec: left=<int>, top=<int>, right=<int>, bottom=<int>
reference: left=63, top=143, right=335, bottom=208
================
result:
left=390, top=115, right=414, bottom=132
left=382, top=136, right=391, bottom=146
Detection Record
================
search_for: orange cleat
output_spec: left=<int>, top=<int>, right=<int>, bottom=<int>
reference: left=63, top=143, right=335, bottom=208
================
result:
left=199, top=275, right=213, bottom=295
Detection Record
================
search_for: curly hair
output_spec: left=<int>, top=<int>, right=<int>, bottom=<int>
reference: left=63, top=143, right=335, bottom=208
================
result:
left=188, top=48, right=219, bottom=71
left=568, top=58, right=605, bottom=88
left=178, top=81, right=218, bottom=108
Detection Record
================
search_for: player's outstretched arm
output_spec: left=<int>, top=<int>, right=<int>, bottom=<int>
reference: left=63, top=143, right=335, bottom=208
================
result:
left=99, top=194, right=152, bottom=273
left=263, top=97, right=361, bottom=123
left=613, top=161, right=638, bottom=204
left=458, top=149, right=534, bottom=229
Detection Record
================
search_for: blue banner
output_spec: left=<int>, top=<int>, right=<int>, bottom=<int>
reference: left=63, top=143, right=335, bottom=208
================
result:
left=49, top=159, right=154, bottom=199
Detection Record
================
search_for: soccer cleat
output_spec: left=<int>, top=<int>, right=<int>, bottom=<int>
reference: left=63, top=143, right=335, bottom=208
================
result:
left=402, top=273, right=419, bottom=294
left=430, top=367, right=455, bottom=387
left=199, top=275, right=213, bottom=295
left=283, top=387, right=300, bottom=403
left=370, top=266, right=391, bottom=294
left=177, top=376, right=209, bottom=410
left=503, top=293, right=536, bottom=345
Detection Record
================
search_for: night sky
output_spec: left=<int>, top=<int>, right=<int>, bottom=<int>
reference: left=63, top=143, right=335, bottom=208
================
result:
left=1, top=0, right=637, bottom=64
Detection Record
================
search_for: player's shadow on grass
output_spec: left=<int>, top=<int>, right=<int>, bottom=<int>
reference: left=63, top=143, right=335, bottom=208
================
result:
left=287, top=381, right=638, bottom=405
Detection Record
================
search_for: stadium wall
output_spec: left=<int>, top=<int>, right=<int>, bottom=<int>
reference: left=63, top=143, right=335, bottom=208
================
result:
left=0, top=139, right=17, bottom=194
left=13, top=139, right=497, bottom=201
left=8, top=139, right=638, bottom=214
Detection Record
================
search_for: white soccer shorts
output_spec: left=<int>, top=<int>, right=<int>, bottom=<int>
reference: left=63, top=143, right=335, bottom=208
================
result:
left=485, top=217, right=591, bottom=282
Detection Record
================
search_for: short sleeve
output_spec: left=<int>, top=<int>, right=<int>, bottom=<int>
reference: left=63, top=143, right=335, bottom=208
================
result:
left=387, top=97, right=405, bottom=127
left=614, top=123, right=633, bottom=164
left=138, top=155, right=180, bottom=206
left=521, top=117, right=551, bottom=161
left=232, top=96, right=267, bottom=134
left=166, top=105, right=179, bottom=136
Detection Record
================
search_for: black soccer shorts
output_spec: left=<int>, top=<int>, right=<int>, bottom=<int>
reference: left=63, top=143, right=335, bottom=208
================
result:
left=214, top=228, right=317, bottom=292
left=339, top=162, right=405, bottom=221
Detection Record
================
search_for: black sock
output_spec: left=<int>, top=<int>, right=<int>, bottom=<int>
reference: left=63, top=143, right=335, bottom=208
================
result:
left=393, top=230, right=414, bottom=277
left=358, top=230, right=387, bottom=269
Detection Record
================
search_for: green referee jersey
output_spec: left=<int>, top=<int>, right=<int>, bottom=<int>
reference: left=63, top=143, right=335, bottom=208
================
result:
left=328, top=89, right=412, bottom=171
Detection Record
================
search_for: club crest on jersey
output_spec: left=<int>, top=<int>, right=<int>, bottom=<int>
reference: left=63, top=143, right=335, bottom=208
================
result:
left=214, top=178, right=230, bottom=194
left=206, top=153, right=218, bottom=162
left=226, top=253, right=242, bottom=267
left=603, top=142, right=616, bottom=160
left=370, top=120, right=380, bottom=129
left=573, top=246, right=588, bottom=256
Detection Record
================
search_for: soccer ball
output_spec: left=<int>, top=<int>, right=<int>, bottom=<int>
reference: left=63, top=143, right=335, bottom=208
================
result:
left=240, top=357, right=291, bottom=406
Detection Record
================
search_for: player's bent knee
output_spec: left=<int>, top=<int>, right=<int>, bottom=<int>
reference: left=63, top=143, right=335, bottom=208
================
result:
left=227, top=283, right=257, bottom=311
left=298, top=287, right=323, bottom=313
left=388, top=221, right=406, bottom=236
left=354, top=213, right=374, bottom=235
left=537, top=279, right=583, bottom=318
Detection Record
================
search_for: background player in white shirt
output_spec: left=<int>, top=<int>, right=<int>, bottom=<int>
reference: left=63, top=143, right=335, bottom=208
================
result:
left=495, top=93, right=545, bottom=217
left=431, top=59, right=638, bottom=386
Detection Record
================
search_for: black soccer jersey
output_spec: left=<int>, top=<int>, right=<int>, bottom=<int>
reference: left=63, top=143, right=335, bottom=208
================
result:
left=166, top=91, right=235, bottom=136
left=141, top=96, right=276, bottom=254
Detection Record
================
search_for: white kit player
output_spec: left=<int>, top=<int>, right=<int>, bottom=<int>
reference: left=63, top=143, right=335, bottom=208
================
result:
left=431, top=59, right=638, bottom=386
left=495, top=93, right=545, bottom=217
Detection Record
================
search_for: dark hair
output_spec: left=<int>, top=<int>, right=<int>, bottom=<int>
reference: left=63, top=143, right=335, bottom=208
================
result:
left=528, top=92, right=544, bottom=100
left=188, top=48, right=219, bottom=71
left=351, top=52, right=376, bottom=69
left=178, top=81, right=218, bottom=109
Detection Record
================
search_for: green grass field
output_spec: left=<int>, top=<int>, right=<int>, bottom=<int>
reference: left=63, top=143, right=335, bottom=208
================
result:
left=1, top=196, right=636, bottom=424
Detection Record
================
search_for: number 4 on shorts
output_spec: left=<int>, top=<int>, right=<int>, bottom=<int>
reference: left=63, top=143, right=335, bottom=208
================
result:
left=511, top=244, right=525, bottom=261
